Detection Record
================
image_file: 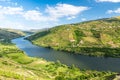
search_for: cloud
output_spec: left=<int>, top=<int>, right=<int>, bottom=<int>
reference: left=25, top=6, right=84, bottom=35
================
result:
left=0, top=4, right=89, bottom=21
left=0, top=19, right=25, bottom=30
left=96, top=0, right=120, bottom=3
left=107, top=8, right=120, bottom=14
left=22, top=3, right=89, bottom=21
left=0, top=6, right=45, bottom=21
left=0, top=6, right=47, bottom=22
left=0, top=6, right=23, bottom=15
left=81, top=18, right=87, bottom=21
left=46, top=3, right=89, bottom=20
left=23, top=10, right=43, bottom=21
left=22, top=10, right=53, bottom=21
left=0, top=3, right=89, bottom=29
left=67, top=16, right=76, bottom=20
left=0, top=4, right=88, bottom=22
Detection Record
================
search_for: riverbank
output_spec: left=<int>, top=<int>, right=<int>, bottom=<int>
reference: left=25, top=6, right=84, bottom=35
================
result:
left=29, top=42, right=120, bottom=58
left=26, top=17, right=120, bottom=58
left=28, top=38, right=120, bottom=58
left=0, top=43, right=118, bottom=80
left=14, top=37, right=120, bottom=72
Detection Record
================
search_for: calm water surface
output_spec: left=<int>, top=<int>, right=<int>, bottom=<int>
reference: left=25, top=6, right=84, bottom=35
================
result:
left=12, top=37, right=120, bottom=72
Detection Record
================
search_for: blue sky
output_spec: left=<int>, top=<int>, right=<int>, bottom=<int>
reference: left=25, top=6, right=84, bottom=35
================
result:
left=0, top=0, right=120, bottom=30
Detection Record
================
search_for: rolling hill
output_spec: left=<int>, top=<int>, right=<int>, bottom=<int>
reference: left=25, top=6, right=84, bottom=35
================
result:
left=0, top=28, right=25, bottom=43
left=27, top=16, right=120, bottom=57
left=0, top=27, right=117, bottom=80
left=0, top=44, right=117, bottom=80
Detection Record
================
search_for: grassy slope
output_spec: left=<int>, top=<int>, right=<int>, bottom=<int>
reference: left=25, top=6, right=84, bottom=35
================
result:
left=0, top=28, right=25, bottom=43
left=0, top=44, right=117, bottom=80
left=0, top=27, right=117, bottom=80
left=27, top=17, right=120, bottom=57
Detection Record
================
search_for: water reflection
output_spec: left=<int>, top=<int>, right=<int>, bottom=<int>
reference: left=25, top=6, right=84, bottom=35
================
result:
left=12, top=37, right=120, bottom=72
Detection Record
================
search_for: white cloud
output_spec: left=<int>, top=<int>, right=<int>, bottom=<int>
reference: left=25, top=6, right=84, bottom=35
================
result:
left=0, top=19, right=25, bottom=30
left=8, top=22, right=25, bottom=30
left=107, top=10, right=113, bottom=14
left=67, top=16, right=76, bottom=20
left=46, top=3, right=89, bottom=20
left=0, top=6, right=23, bottom=15
left=0, top=6, right=45, bottom=21
left=22, top=10, right=52, bottom=21
left=0, top=6, right=48, bottom=22
left=81, top=18, right=87, bottom=21
left=0, top=3, right=89, bottom=29
left=96, top=0, right=120, bottom=3
left=23, top=10, right=42, bottom=21
left=107, top=8, right=120, bottom=14
left=0, top=15, right=5, bottom=20
left=22, top=3, right=89, bottom=21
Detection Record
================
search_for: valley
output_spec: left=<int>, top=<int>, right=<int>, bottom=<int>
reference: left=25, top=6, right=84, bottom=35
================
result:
left=27, top=17, right=120, bottom=57
left=1, top=0, right=120, bottom=79
left=0, top=26, right=118, bottom=80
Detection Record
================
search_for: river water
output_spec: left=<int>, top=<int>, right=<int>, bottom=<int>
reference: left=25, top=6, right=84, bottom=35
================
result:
left=12, top=37, right=120, bottom=72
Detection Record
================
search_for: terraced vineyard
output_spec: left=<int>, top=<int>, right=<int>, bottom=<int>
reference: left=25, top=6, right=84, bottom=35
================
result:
left=27, top=17, right=120, bottom=57
left=0, top=44, right=117, bottom=80
left=0, top=28, right=118, bottom=80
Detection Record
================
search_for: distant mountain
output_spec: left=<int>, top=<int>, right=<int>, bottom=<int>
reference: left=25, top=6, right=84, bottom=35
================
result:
left=27, top=17, right=120, bottom=57
left=29, top=28, right=49, bottom=33
left=0, top=28, right=25, bottom=43
left=22, top=28, right=50, bottom=35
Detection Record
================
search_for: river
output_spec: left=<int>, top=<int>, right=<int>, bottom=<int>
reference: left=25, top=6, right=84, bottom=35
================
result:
left=12, top=37, right=120, bottom=72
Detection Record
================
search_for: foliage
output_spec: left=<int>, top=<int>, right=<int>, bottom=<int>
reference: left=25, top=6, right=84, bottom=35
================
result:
left=0, top=17, right=118, bottom=79
left=0, top=42, right=117, bottom=80
left=0, top=28, right=25, bottom=43
left=27, top=17, right=120, bottom=57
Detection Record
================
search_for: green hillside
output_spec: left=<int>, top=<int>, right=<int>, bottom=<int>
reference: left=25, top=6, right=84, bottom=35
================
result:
left=0, top=28, right=25, bottom=43
left=27, top=17, right=120, bottom=57
left=0, top=44, right=118, bottom=80
left=0, top=28, right=117, bottom=80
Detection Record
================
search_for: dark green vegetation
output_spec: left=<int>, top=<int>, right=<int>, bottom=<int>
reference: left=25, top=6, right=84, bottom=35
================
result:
left=27, top=16, right=120, bottom=57
left=0, top=28, right=25, bottom=43
left=0, top=27, right=118, bottom=80
left=0, top=44, right=117, bottom=80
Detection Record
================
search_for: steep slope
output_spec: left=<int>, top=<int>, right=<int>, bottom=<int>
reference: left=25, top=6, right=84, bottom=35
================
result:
left=0, top=28, right=25, bottom=43
left=0, top=28, right=116, bottom=80
left=27, top=17, right=120, bottom=57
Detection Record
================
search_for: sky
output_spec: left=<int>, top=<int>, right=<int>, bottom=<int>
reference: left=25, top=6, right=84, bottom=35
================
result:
left=0, top=0, right=120, bottom=30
